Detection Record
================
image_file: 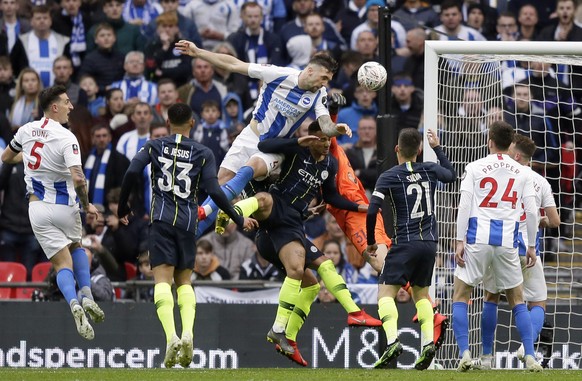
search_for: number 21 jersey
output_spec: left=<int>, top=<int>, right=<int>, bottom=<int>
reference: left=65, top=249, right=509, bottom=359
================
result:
left=460, top=153, right=535, bottom=248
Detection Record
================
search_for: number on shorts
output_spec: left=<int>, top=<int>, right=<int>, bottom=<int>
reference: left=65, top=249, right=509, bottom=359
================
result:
left=28, top=142, right=44, bottom=170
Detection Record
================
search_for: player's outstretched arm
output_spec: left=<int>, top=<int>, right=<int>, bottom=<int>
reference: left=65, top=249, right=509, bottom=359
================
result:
left=175, top=39, right=250, bottom=76
left=317, top=114, right=352, bottom=138
left=427, top=128, right=456, bottom=182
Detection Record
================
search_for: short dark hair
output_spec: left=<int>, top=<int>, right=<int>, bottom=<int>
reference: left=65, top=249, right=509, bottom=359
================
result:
left=398, top=128, right=422, bottom=158
left=39, top=85, right=67, bottom=112
left=31, top=5, right=51, bottom=16
left=513, top=133, right=537, bottom=159
left=0, top=56, right=11, bottom=69
left=167, top=103, right=193, bottom=125
left=307, top=119, right=322, bottom=134
left=91, top=124, right=111, bottom=136
left=241, top=1, right=262, bottom=14
left=309, top=51, right=338, bottom=74
left=440, top=0, right=462, bottom=13
left=201, top=100, right=220, bottom=112
left=488, top=120, right=514, bottom=151
left=94, top=22, right=115, bottom=37
left=196, top=239, right=213, bottom=253
left=105, top=87, right=123, bottom=102
left=157, top=78, right=176, bottom=88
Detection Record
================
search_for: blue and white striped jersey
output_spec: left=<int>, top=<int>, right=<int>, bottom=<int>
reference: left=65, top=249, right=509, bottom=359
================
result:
left=110, top=76, right=158, bottom=106
left=9, top=117, right=81, bottom=206
left=248, top=63, right=329, bottom=140
left=460, top=153, right=536, bottom=248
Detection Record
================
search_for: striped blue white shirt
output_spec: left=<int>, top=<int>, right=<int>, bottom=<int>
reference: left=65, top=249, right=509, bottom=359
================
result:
left=460, top=154, right=536, bottom=248
left=9, top=117, right=81, bottom=206
left=110, top=76, right=158, bottom=106
left=248, top=63, right=329, bottom=140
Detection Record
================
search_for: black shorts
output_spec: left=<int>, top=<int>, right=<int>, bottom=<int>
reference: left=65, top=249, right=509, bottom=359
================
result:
left=260, top=195, right=306, bottom=253
left=149, top=220, right=196, bottom=270
left=379, top=240, right=437, bottom=287
left=255, top=229, right=323, bottom=273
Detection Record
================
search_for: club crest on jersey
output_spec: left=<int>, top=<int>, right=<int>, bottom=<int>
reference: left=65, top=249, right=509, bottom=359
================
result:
left=301, top=96, right=311, bottom=106
left=310, top=245, right=317, bottom=253
left=72, top=144, right=79, bottom=155
left=321, top=170, right=329, bottom=180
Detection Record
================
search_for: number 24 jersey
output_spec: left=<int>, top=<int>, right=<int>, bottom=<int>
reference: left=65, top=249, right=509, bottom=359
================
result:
left=461, top=153, right=535, bottom=248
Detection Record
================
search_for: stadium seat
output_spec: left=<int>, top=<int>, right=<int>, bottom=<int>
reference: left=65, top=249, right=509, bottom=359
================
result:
left=124, top=262, right=137, bottom=280
left=0, top=262, right=27, bottom=299
left=31, top=262, right=53, bottom=282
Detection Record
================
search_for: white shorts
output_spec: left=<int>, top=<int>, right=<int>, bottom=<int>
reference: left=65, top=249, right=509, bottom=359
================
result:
left=220, top=126, right=284, bottom=180
left=482, top=256, right=546, bottom=302
left=29, top=201, right=82, bottom=259
left=454, top=243, right=523, bottom=291
left=521, top=257, right=547, bottom=302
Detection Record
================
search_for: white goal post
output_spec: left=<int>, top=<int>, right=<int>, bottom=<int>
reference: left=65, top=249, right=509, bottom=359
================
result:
left=423, top=41, right=582, bottom=370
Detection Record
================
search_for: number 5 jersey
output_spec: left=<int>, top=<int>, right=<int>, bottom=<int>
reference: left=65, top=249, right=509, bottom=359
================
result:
left=9, top=117, right=82, bottom=206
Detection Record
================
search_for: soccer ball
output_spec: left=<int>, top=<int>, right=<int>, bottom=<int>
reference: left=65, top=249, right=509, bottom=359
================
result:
left=357, top=61, right=388, bottom=91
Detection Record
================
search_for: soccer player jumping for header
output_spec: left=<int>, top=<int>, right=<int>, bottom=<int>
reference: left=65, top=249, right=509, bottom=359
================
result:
left=175, top=39, right=351, bottom=237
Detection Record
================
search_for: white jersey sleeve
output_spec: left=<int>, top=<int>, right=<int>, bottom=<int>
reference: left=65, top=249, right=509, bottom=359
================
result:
left=533, top=171, right=557, bottom=209
left=248, top=63, right=298, bottom=83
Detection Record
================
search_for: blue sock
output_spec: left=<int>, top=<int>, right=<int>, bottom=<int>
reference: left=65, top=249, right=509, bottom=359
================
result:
left=56, top=268, right=78, bottom=305
left=513, top=303, right=534, bottom=356
left=452, top=301, right=469, bottom=354
left=196, top=166, right=254, bottom=236
left=481, top=302, right=498, bottom=355
left=196, top=209, right=218, bottom=239
left=71, top=247, right=91, bottom=290
left=530, top=305, right=545, bottom=340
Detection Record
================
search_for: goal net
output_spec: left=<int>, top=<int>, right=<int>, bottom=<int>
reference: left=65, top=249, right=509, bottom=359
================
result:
left=424, top=41, right=582, bottom=370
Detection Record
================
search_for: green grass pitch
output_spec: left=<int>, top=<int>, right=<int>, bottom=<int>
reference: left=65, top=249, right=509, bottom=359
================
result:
left=0, top=368, right=580, bottom=381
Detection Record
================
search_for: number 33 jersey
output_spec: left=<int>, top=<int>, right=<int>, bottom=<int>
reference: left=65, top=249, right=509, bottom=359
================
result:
left=460, top=153, right=535, bottom=248
left=9, top=118, right=82, bottom=206
left=132, top=134, right=218, bottom=233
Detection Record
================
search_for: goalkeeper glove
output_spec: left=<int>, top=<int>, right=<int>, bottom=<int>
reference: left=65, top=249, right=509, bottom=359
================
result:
left=327, top=93, right=346, bottom=115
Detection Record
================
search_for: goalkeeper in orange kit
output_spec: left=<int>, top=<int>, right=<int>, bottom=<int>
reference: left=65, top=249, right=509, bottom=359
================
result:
left=325, top=93, right=449, bottom=349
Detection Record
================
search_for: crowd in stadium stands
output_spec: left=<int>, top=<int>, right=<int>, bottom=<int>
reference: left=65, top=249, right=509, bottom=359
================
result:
left=0, top=0, right=581, bottom=299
